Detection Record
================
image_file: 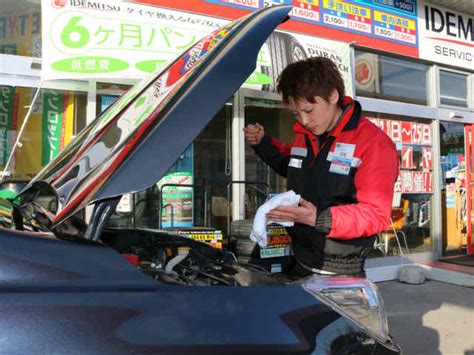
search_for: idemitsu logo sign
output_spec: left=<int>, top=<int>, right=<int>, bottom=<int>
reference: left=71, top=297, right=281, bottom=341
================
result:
left=418, top=0, right=473, bottom=69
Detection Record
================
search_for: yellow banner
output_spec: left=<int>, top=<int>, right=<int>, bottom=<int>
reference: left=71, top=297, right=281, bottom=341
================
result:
left=323, top=0, right=371, bottom=19
left=14, top=89, right=75, bottom=179
left=14, top=88, right=42, bottom=179
left=374, top=10, right=415, bottom=30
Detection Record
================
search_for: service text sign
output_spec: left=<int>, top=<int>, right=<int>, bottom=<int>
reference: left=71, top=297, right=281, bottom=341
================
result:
left=418, top=1, right=473, bottom=70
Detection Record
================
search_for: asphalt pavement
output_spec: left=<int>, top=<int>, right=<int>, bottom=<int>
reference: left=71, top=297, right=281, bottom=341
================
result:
left=378, top=280, right=474, bottom=355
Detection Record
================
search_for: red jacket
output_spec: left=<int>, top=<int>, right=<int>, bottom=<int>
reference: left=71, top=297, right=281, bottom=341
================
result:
left=254, top=97, right=399, bottom=240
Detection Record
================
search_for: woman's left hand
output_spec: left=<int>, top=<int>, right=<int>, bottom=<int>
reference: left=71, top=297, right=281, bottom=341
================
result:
left=266, top=198, right=317, bottom=227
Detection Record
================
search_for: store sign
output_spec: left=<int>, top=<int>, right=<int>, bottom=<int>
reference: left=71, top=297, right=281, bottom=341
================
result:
left=355, top=52, right=378, bottom=92
left=41, top=0, right=227, bottom=79
left=418, top=1, right=473, bottom=70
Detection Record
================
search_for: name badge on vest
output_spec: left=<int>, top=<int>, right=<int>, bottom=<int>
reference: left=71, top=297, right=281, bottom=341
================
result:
left=328, top=143, right=359, bottom=176
left=329, top=156, right=351, bottom=175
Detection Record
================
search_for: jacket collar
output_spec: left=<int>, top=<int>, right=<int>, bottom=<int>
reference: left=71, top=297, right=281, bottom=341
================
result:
left=292, top=96, right=361, bottom=137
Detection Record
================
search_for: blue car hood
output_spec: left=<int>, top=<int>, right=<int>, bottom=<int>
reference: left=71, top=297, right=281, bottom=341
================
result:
left=24, top=5, right=292, bottom=226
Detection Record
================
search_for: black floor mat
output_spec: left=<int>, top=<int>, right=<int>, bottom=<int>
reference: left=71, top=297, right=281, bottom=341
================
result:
left=440, top=255, right=474, bottom=267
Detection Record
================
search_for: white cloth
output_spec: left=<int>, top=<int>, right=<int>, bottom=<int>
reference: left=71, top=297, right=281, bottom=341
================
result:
left=249, top=190, right=301, bottom=248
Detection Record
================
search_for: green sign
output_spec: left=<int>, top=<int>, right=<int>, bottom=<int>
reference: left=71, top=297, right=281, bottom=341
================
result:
left=41, top=91, right=64, bottom=165
left=0, top=86, right=14, bottom=167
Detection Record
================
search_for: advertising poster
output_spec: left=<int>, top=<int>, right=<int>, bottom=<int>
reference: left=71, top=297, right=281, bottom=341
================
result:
left=41, top=0, right=227, bottom=79
left=422, top=147, right=432, bottom=170
left=372, top=8, right=417, bottom=45
left=41, top=91, right=75, bottom=165
left=14, top=88, right=43, bottom=179
left=260, top=226, right=293, bottom=259
left=401, top=145, right=413, bottom=169
left=418, top=1, right=473, bottom=70
left=157, top=145, right=194, bottom=228
left=0, top=8, right=41, bottom=56
left=247, top=30, right=353, bottom=95
left=0, top=87, right=16, bottom=170
left=178, top=230, right=223, bottom=249
left=202, top=0, right=419, bottom=56
left=369, top=117, right=432, bottom=194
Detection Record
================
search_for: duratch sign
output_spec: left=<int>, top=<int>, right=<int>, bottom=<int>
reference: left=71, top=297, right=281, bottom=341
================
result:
left=418, top=0, right=473, bottom=70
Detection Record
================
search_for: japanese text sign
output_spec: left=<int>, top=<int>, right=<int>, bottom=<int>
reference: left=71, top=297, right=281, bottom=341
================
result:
left=41, top=0, right=227, bottom=79
left=369, top=117, right=433, bottom=193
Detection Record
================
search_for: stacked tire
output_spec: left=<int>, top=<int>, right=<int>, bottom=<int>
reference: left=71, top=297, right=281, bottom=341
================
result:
left=230, top=219, right=258, bottom=262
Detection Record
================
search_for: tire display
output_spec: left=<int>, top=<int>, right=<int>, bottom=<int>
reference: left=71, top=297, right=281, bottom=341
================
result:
left=262, top=32, right=307, bottom=92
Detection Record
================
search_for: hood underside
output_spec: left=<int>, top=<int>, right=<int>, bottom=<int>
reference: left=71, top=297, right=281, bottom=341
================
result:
left=22, top=5, right=292, bottom=227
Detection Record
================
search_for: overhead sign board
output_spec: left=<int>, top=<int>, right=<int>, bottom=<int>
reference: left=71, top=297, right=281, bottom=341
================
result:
left=418, top=1, right=473, bottom=70
left=201, top=0, right=419, bottom=56
left=41, top=0, right=227, bottom=79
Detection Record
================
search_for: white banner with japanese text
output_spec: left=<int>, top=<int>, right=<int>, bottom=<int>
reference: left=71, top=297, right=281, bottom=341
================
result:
left=369, top=117, right=433, bottom=194
left=41, top=0, right=227, bottom=79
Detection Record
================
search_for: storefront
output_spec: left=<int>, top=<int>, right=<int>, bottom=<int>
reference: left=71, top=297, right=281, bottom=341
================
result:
left=1, top=0, right=473, bottom=279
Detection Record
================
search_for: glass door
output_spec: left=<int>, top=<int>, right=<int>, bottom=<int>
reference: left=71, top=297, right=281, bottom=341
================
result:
left=464, top=124, right=474, bottom=255
left=240, top=89, right=294, bottom=219
left=440, top=122, right=468, bottom=256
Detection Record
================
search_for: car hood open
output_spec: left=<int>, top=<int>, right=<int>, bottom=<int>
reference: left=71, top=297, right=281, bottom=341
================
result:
left=22, top=5, right=292, bottom=227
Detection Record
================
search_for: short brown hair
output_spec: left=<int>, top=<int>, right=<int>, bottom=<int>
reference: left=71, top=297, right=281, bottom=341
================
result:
left=276, top=57, right=345, bottom=107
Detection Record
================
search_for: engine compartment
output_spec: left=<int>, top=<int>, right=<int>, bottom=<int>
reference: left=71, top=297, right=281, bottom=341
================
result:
left=101, top=228, right=288, bottom=287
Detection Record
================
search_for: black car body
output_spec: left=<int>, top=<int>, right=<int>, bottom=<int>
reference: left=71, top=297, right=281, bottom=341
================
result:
left=0, top=5, right=401, bottom=354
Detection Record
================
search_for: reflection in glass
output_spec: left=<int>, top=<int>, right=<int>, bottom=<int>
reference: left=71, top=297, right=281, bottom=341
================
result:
left=0, top=0, right=41, bottom=57
left=355, top=50, right=429, bottom=105
left=440, top=70, right=468, bottom=107
left=379, top=56, right=428, bottom=105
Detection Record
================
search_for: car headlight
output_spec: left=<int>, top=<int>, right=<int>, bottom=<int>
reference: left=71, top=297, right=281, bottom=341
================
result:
left=302, top=276, right=399, bottom=352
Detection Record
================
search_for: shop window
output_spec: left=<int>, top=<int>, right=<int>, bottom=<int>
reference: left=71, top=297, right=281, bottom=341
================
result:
left=0, top=85, right=87, bottom=181
left=439, top=70, right=469, bottom=108
left=365, top=112, right=434, bottom=256
left=0, top=0, right=41, bottom=57
left=355, top=50, right=429, bottom=105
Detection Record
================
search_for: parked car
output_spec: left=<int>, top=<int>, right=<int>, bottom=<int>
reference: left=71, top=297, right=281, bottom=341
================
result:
left=0, top=5, right=401, bottom=354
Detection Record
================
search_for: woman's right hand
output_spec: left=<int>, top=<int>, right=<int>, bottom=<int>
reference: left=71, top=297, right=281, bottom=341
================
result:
left=243, top=122, right=265, bottom=145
